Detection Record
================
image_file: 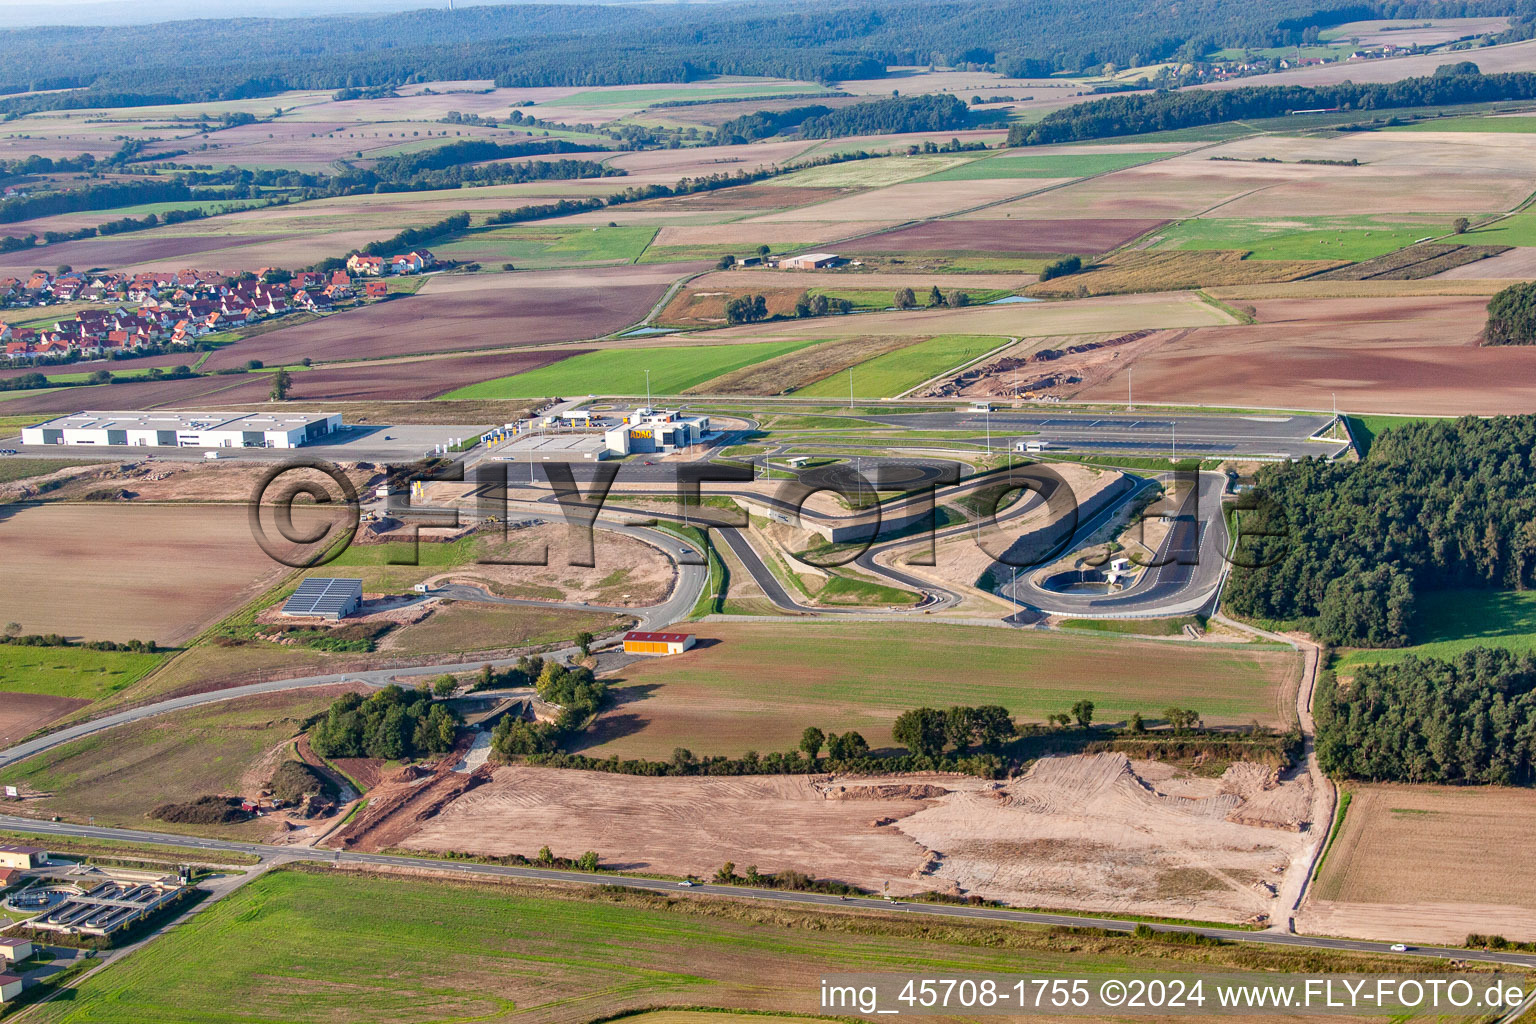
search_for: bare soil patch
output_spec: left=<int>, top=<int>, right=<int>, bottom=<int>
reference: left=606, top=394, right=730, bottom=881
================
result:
left=0, top=691, right=91, bottom=739
left=1302, top=782, right=1536, bottom=943
left=0, top=234, right=278, bottom=278
left=850, top=219, right=1167, bottom=256
left=1072, top=295, right=1536, bottom=415
left=399, top=753, right=1308, bottom=922
left=1025, top=251, right=1342, bottom=297
left=200, top=265, right=701, bottom=369
left=0, top=503, right=307, bottom=644
left=690, top=336, right=915, bottom=394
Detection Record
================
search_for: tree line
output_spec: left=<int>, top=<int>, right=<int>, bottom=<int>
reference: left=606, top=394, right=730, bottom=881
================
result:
left=1226, top=416, right=1536, bottom=647
left=1011, top=68, right=1536, bottom=146
left=1317, top=648, right=1536, bottom=785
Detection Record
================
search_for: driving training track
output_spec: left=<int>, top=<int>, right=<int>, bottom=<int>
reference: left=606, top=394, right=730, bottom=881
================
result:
left=2, top=813, right=1535, bottom=970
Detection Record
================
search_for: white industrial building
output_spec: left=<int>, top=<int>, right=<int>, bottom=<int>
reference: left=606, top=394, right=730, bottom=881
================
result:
left=21, top=411, right=342, bottom=449
left=604, top=407, right=711, bottom=456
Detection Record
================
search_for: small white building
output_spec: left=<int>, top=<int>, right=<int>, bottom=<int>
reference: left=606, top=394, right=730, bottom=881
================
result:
left=0, top=845, right=44, bottom=870
left=0, top=972, right=22, bottom=1003
left=778, top=252, right=841, bottom=270
left=0, top=939, right=33, bottom=964
left=1014, top=440, right=1047, bottom=453
left=22, top=411, right=342, bottom=450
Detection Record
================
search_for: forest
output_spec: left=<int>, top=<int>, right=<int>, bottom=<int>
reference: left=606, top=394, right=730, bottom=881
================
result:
left=1, top=0, right=1523, bottom=108
left=1012, top=68, right=1536, bottom=145
left=1317, top=649, right=1536, bottom=785
left=1485, top=280, right=1536, bottom=345
left=1225, top=416, right=1536, bottom=647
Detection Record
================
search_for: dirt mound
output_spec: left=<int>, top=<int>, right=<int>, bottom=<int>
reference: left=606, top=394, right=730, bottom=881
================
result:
left=391, top=764, right=430, bottom=783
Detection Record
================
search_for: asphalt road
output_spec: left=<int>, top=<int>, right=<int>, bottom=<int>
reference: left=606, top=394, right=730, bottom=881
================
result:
left=866, top=411, right=1349, bottom=460
left=3, top=815, right=1534, bottom=970
left=1008, top=471, right=1231, bottom=618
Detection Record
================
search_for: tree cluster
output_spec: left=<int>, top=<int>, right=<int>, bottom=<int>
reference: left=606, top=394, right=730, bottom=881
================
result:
left=891, top=705, right=1015, bottom=757
left=309, top=684, right=460, bottom=761
left=1485, top=281, right=1536, bottom=346
left=1226, top=416, right=1536, bottom=647
left=1316, top=648, right=1536, bottom=785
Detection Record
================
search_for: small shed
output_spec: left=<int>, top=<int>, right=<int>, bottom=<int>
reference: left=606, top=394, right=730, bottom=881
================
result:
left=622, top=631, right=696, bottom=656
left=0, top=939, right=32, bottom=964
left=0, top=973, right=22, bottom=1003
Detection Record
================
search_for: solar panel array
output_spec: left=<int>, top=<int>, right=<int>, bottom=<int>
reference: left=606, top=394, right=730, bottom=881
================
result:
left=281, top=577, right=362, bottom=617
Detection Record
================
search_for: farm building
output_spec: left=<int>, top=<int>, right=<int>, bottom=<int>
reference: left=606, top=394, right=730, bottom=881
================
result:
left=0, top=868, right=20, bottom=889
left=622, top=630, right=695, bottom=655
left=22, top=411, right=342, bottom=450
left=0, top=972, right=21, bottom=1003
left=281, top=577, right=363, bottom=620
left=0, top=939, right=32, bottom=964
left=778, top=252, right=841, bottom=270
left=0, top=845, right=44, bottom=870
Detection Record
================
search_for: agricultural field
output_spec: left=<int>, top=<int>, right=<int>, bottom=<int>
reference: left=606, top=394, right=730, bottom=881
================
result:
left=0, top=687, right=359, bottom=840
left=432, top=224, right=658, bottom=267
left=0, top=643, right=165, bottom=702
left=849, top=218, right=1168, bottom=256
left=579, top=620, right=1298, bottom=760
left=917, top=150, right=1180, bottom=181
left=1387, top=113, right=1536, bottom=133
left=1460, top=212, right=1536, bottom=248
left=795, top=334, right=1007, bottom=398
left=1304, top=783, right=1536, bottom=944
left=446, top=339, right=818, bottom=398
left=768, top=154, right=973, bottom=188
left=1024, top=251, right=1342, bottom=297
left=24, top=868, right=1413, bottom=1024
left=1071, top=295, right=1536, bottom=415
left=1155, top=216, right=1452, bottom=262
left=0, top=504, right=304, bottom=646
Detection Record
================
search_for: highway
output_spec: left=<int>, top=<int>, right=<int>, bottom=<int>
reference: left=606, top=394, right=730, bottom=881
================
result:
left=3, top=814, right=1534, bottom=970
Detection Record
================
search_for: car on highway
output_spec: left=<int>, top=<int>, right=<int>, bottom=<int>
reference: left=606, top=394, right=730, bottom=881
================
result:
left=1390, top=944, right=1410, bottom=952
left=677, top=879, right=696, bottom=887
left=0, top=449, right=15, bottom=455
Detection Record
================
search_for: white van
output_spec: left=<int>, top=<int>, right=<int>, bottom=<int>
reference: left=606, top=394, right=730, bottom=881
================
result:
left=203, top=450, right=222, bottom=460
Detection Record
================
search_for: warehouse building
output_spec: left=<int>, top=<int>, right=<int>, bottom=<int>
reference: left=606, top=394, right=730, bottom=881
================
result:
left=21, top=410, right=342, bottom=449
left=0, top=846, right=44, bottom=871
left=622, top=630, right=696, bottom=655
left=280, top=578, right=363, bottom=620
left=778, top=252, right=841, bottom=270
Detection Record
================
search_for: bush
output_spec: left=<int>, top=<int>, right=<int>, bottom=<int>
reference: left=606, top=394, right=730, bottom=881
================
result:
left=267, top=761, right=336, bottom=804
left=1039, top=255, right=1082, bottom=281
left=151, top=795, right=250, bottom=824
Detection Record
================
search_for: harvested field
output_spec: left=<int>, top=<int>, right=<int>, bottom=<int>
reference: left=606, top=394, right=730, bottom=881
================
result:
left=0, top=692, right=91, bottom=740
left=652, top=220, right=895, bottom=246
left=0, top=686, right=362, bottom=841
left=1314, top=243, right=1510, bottom=281
left=0, top=233, right=278, bottom=278
left=1303, top=783, right=1536, bottom=944
left=689, top=291, right=1236, bottom=344
left=1071, top=294, right=1536, bottom=415
left=401, top=753, right=1309, bottom=923
left=1202, top=36, right=1536, bottom=88
left=749, top=179, right=1071, bottom=225
left=693, top=269, right=1037, bottom=292
left=578, top=620, right=1296, bottom=759
left=769, top=155, right=972, bottom=188
left=627, top=185, right=851, bottom=213
left=849, top=219, right=1167, bottom=256
left=1024, top=251, right=1342, bottom=297
left=0, top=503, right=310, bottom=645
left=687, top=336, right=915, bottom=394
left=199, top=265, right=702, bottom=370
left=1435, top=245, right=1536, bottom=279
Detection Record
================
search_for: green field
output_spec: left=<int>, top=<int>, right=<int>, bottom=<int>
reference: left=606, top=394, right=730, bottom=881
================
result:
left=586, top=620, right=1296, bottom=758
left=796, top=334, right=1004, bottom=398
left=1343, top=413, right=1441, bottom=457
left=769, top=154, right=968, bottom=188
left=434, top=225, right=657, bottom=267
left=1386, top=114, right=1536, bottom=133
left=1157, top=216, right=1449, bottom=261
left=445, top=339, right=817, bottom=398
left=918, top=150, right=1179, bottom=181
left=0, top=690, right=340, bottom=838
left=0, top=643, right=165, bottom=701
left=26, top=867, right=1412, bottom=1024
left=1461, top=212, right=1536, bottom=248
left=1336, top=589, right=1536, bottom=670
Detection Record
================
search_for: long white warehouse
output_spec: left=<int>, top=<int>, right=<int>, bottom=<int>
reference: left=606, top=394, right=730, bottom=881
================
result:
left=22, top=410, right=342, bottom=449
